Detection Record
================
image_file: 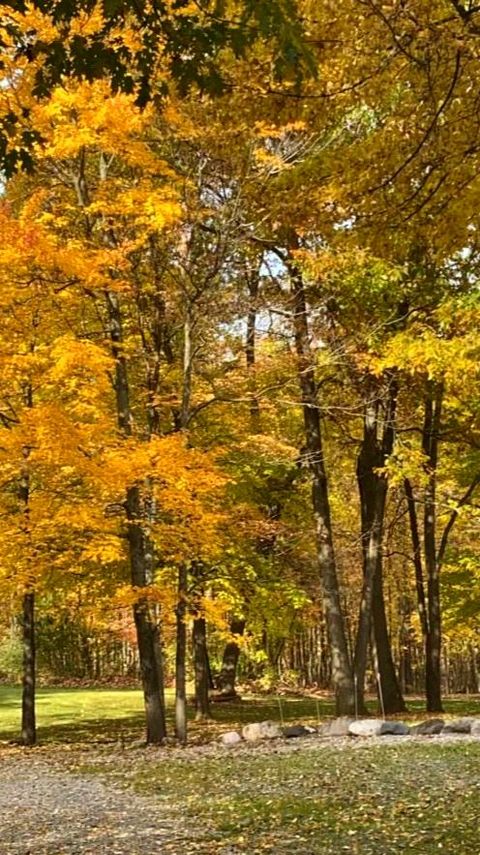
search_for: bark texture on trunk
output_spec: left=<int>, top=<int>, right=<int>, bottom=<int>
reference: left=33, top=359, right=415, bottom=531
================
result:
left=175, top=564, right=188, bottom=744
left=20, top=407, right=36, bottom=747
left=288, top=245, right=354, bottom=715
left=126, top=485, right=166, bottom=743
left=354, top=380, right=406, bottom=714
left=217, top=618, right=246, bottom=695
left=193, top=615, right=210, bottom=719
left=404, top=477, right=429, bottom=641
left=423, top=384, right=444, bottom=712
left=107, top=290, right=166, bottom=743
left=354, top=397, right=383, bottom=714
left=21, top=591, right=36, bottom=746
left=216, top=264, right=264, bottom=697
left=371, top=567, right=406, bottom=713
left=405, top=386, right=478, bottom=711
left=76, top=155, right=166, bottom=741
left=246, top=270, right=261, bottom=427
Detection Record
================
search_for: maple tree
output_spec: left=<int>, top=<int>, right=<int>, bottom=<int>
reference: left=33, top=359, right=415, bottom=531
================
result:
left=0, top=0, right=479, bottom=744
left=0, top=0, right=313, bottom=174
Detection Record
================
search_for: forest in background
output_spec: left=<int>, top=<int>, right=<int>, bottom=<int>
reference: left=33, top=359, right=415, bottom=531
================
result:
left=0, top=0, right=479, bottom=746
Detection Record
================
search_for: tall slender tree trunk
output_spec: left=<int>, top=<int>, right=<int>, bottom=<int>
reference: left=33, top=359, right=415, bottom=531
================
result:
left=106, top=290, right=166, bottom=743
left=175, top=564, right=188, bottom=744
left=355, top=380, right=406, bottom=714
left=21, top=591, right=35, bottom=746
left=404, top=478, right=429, bottom=641
left=75, top=152, right=165, bottom=741
left=287, top=245, right=354, bottom=715
left=354, top=397, right=383, bottom=714
left=405, top=394, right=477, bottom=710
left=371, top=567, right=406, bottom=713
left=180, top=305, right=194, bottom=430
left=20, top=385, right=36, bottom=746
left=216, top=264, right=260, bottom=696
left=193, top=614, right=210, bottom=720
left=423, top=384, right=444, bottom=712
left=246, top=269, right=261, bottom=428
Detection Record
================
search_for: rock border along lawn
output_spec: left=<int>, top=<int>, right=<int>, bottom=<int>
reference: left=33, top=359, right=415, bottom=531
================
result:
left=220, top=716, right=480, bottom=746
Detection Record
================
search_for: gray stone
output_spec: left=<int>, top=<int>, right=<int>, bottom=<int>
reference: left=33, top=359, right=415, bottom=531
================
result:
left=282, top=725, right=311, bottom=739
left=410, top=718, right=445, bottom=736
left=470, top=719, right=480, bottom=736
left=379, top=721, right=410, bottom=736
left=241, top=721, right=282, bottom=742
left=443, top=717, right=477, bottom=734
left=220, top=731, right=242, bottom=747
left=318, top=717, right=355, bottom=737
left=349, top=719, right=385, bottom=737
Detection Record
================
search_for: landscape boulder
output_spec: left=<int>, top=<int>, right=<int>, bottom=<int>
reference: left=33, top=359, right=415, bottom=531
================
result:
left=443, top=717, right=477, bottom=734
left=379, top=721, right=410, bottom=736
left=242, top=721, right=282, bottom=742
left=221, top=731, right=242, bottom=747
left=410, top=719, right=445, bottom=736
left=282, top=725, right=311, bottom=739
left=471, top=719, right=480, bottom=736
left=318, top=717, right=355, bottom=737
left=349, top=719, right=385, bottom=737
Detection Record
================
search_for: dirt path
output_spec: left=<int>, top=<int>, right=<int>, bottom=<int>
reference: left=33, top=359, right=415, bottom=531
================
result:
left=0, top=754, right=190, bottom=855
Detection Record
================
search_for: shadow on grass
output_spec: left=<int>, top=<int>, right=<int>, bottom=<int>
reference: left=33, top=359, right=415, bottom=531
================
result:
left=0, top=694, right=338, bottom=744
left=1, top=686, right=478, bottom=746
left=0, top=687, right=22, bottom=708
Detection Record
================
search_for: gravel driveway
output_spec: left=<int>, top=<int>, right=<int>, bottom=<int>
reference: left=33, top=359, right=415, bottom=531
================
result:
left=0, top=754, right=189, bottom=854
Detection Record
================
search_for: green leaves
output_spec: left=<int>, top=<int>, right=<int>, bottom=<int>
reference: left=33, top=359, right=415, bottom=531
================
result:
left=0, top=0, right=315, bottom=175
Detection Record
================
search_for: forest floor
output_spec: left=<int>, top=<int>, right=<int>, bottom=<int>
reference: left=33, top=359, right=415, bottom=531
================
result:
left=1, top=688, right=480, bottom=854
left=1, top=735, right=480, bottom=854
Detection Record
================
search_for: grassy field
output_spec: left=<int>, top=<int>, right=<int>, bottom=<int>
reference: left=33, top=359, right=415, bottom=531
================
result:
left=0, top=685, right=338, bottom=743
left=95, top=740, right=480, bottom=854
left=0, top=684, right=479, bottom=744
left=1, top=686, right=480, bottom=853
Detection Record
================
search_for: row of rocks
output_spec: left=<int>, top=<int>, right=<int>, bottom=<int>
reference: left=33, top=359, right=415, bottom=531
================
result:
left=220, top=716, right=480, bottom=746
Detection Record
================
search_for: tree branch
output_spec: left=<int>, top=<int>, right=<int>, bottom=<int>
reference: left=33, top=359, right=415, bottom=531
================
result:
left=436, top=474, right=480, bottom=569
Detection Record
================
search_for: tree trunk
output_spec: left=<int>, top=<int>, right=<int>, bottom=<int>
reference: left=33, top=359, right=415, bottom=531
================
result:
left=180, top=305, right=194, bottom=430
left=127, top=485, right=166, bottom=743
left=355, top=379, right=406, bottom=714
left=423, top=384, right=444, bottom=712
left=246, top=269, right=261, bottom=427
left=404, top=478, right=429, bottom=641
left=217, top=618, right=246, bottom=696
left=153, top=622, right=167, bottom=731
left=215, top=264, right=260, bottom=697
left=371, top=566, right=406, bottom=713
left=175, top=564, right=188, bottom=744
left=193, top=615, right=210, bottom=720
left=19, top=407, right=36, bottom=747
left=21, top=591, right=36, bottom=746
left=107, top=290, right=166, bottom=742
left=287, top=244, right=354, bottom=715
left=354, top=396, right=383, bottom=715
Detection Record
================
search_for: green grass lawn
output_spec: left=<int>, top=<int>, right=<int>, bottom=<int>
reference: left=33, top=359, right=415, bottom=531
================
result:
left=0, top=684, right=479, bottom=744
left=115, top=740, right=480, bottom=854
left=1, top=686, right=480, bottom=853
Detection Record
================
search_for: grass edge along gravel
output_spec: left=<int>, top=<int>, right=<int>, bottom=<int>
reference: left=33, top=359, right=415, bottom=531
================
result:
left=72, top=738, right=480, bottom=855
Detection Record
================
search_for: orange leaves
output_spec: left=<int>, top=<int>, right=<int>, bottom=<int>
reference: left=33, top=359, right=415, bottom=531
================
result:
left=92, top=435, right=230, bottom=564
left=48, top=337, right=114, bottom=424
left=85, top=182, right=181, bottom=235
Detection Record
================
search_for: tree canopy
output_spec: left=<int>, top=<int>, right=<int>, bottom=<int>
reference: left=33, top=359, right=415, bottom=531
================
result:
left=0, top=0, right=479, bottom=746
